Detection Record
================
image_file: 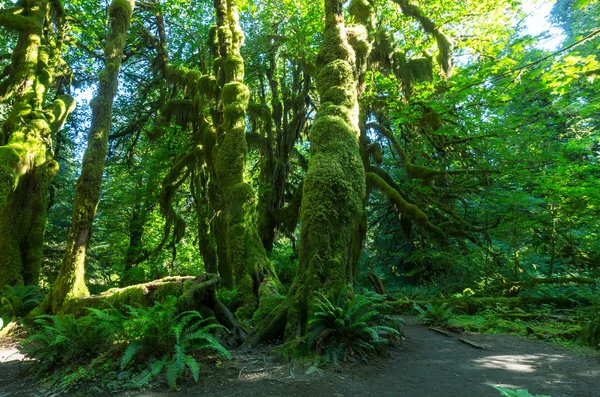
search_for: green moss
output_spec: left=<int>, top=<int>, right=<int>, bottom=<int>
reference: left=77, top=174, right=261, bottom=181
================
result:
left=0, top=147, right=20, bottom=206
left=222, top=82, right=250, bottom=105
left=349, top=0, right=372, bottom=24
left=224, top=54, right=245, bottom=82
left=316, top=60, right=355, bottom=93
left=154, top=282, right=184, bottom=303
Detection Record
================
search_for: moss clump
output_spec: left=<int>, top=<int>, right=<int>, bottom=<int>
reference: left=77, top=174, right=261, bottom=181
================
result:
left=222, top=82, right=250, bottom=105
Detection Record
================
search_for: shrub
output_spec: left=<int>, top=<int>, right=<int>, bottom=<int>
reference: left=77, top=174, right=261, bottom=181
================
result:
left=413, top=302, right=454, bottom=326
left=120, top=296, right=231, bottom=390
left=307, top=287, right=402, bottom=365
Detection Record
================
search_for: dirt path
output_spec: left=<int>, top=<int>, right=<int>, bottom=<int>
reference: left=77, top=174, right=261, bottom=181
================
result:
left=2, top=318, right=599, bottom=397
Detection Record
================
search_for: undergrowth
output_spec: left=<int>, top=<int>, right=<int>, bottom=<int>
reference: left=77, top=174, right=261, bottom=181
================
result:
left=19, top=296, right=230, bottom=393
left=306, top=287, right=402, bottom=365
left=0, top=285, right=43, bottom=327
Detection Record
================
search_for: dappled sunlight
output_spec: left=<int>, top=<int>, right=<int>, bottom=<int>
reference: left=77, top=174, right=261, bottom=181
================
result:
left=473, top=354, right=566, bottom=373
left=0, top=348, right=24, bottom=364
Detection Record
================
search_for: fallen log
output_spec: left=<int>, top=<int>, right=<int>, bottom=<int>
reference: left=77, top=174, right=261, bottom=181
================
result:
left=58, top=274, right=248, bottom=346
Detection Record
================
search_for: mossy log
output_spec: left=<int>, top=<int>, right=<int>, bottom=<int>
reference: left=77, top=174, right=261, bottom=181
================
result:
left=59, top=274, right=247, bottom=346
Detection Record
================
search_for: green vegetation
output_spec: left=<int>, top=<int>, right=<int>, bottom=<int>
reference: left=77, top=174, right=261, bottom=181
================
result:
left=413, top=302, right=454, bottom=327
left=0, top=0, right=598, bottom=394
left=120, top=297, right=231, bottom=390
left=306, top=288, right=402, bottom=364
left=0, top=285, right=42, bottom=326
left=20, top=297, right=230, bottom=392
left=494, top=387, right=551, bottom=397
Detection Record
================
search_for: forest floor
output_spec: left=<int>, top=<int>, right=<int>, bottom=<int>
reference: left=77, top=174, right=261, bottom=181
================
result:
left=1, top=317, right=599, bottom=397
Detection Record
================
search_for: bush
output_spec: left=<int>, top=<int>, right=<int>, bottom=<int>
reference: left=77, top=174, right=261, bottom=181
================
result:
left=307, top=287, right=402, bottom=365
left=413, top=302, right=454, bottom=326
left=0, top=285, right=43, bottom=326
left=120, top=296, right=231, bottom=390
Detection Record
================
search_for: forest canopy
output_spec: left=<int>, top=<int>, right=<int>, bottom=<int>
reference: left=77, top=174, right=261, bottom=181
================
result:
left=0, top=0, right=599, bottom=393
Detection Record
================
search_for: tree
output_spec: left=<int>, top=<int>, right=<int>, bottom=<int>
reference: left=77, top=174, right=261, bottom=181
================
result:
left=0, top=0, right=74, bottom=287
left=38, top=0, right=136, bottom=313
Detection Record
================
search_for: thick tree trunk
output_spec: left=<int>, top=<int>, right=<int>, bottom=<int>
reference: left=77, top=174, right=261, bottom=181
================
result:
left=39, top=0, right=136, bottom=313
left=257, top=0, right=366, bottom=341
left=212, top=0, right=278, bottom=318
left=0, top=1, right=74, bottom=287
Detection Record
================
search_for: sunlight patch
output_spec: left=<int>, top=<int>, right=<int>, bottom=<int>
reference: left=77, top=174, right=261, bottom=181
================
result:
left=473, top=354, right=564, bottom=373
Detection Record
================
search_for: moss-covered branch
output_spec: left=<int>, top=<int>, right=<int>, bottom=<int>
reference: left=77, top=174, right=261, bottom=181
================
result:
left=367, top=172, right=446, bottom=243
left=391, top=0, right=453, bottom=76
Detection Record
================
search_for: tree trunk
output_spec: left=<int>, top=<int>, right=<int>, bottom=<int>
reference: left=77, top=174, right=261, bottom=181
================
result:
left=257, top=0, right=366, bottom=341
left=0, top=0, right=75, bottom=287
left=39, top=0, right=136, bottom=313
left=212, top=0, right=278, bottom=318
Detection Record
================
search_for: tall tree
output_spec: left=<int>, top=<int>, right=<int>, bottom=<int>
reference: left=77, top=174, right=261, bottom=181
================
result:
left=0, top=0, right=74, bottom=287
left=39, top=0, right=136, bottom=313
left=259, top=0, right=366, bottom=339
left=212, top=0, right=277, bottom=317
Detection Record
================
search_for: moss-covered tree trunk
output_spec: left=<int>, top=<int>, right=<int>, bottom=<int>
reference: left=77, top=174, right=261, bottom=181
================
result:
left=257, top=0, right=366, bottom=340
left=0, top=0, right=75, bottom=287
left=40, top=0, right=136, bottom=313
left=212, top=0, right=277, bottom=318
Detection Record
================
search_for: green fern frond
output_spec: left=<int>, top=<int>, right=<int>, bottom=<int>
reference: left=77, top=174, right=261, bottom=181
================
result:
left=183, top=354, right=200, bottom=382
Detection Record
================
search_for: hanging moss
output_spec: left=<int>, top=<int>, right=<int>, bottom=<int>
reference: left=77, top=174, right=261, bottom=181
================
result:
left=349, top=0, right=372, bottom=25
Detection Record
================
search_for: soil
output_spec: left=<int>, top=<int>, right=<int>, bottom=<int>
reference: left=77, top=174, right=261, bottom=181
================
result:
left=1, top=317, right=598, bottom=397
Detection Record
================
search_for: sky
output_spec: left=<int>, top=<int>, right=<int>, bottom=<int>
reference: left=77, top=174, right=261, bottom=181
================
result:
left=523, top=0, right=566, bottom=50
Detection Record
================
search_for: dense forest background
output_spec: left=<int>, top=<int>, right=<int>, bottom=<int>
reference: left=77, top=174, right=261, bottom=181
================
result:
left=0, top=0, right=599, bottom=393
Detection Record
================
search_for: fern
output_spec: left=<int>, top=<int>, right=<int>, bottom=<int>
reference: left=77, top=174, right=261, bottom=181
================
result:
left=307, top=286, right=402, bottom=364
left=581, top=306, right=600, bottom=347
left=120, top=297, right=231, bottom=390
left=0, top=285, right=43, bottom=325
left=493, top=386, right=551, bottom=397
left=413, top=302, right=454, bottom=326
